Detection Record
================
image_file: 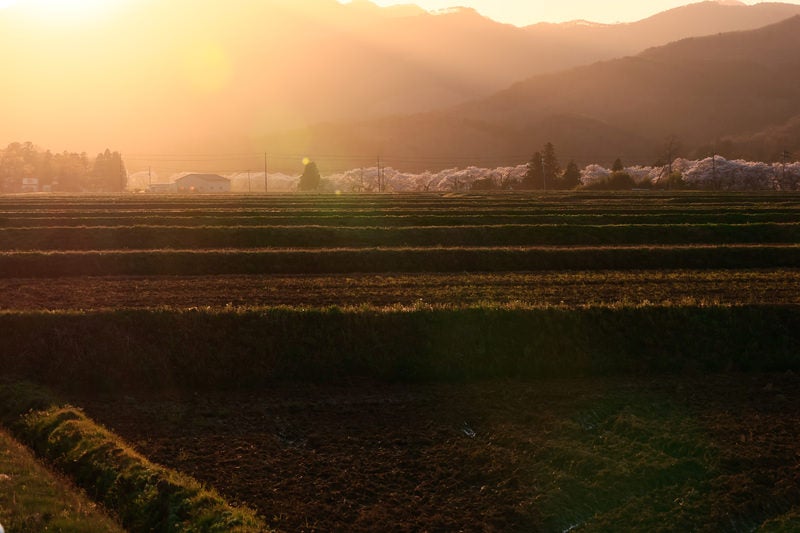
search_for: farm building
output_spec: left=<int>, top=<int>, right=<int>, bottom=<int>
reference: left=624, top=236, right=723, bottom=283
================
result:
left=175, top=174, right=231, bottom=193
left=21, top=178, right=40, bottom=193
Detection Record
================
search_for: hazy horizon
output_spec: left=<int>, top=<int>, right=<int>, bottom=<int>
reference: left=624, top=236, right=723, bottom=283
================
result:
left=2, top=0, right=800, bottom=174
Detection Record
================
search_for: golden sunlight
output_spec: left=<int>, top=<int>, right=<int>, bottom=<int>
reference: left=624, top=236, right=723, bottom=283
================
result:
left=182, top=41, right=233, bottom=94
left=12, top=0, right=125, bottom=23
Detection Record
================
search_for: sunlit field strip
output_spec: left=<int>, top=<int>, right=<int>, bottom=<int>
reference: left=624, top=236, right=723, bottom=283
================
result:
left=3, top=205, right=798, bottom=216
left=2, top=193, right=799, bottom=212
left=1, top=270, right=798, bottom=311
left=3, top=211, right=798, bottom=223
left=4, top=212, right=800, bottom=227
left=2, top=223, right=800, bottom=251
left=0, top=245, right=798, bottom=277
left=6, top=196, right=786, bottom=208
left=3, top=204, right=799, bottom=215
left=2, top=191, right=799, bottom=205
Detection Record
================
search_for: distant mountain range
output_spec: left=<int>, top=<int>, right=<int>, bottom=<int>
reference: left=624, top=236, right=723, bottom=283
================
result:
left=523, top=1, right=800, bottom=67
left=265, top=13, right=800, bottom=170
left=2, top=0, right=800, bottom=167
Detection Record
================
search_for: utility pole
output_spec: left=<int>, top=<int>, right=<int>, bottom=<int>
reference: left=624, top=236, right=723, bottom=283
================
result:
left=667, top=144, right=673, bottom=191
left=712, top=154, right=717, bottom=190
left=264, top=153, right=268, bottom=193
left=377, top=156, right=382, bottom=193
left=664, top=135, right=680, bottom=190
left=248, top=170, right=251, bottom=193
left=541, top=153, right=546, bottom=193
left=120, top=157, right=126, bottom=192
left=360, top=167, right=364, bottom=193
left=667, top=145, right=674, bottom=176
left=148, top=166, right=152, bottom=187
left=783, top=149, right=791, bottom=185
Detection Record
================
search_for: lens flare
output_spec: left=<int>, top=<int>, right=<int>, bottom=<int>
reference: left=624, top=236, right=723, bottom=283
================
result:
left=183, top=42, right=233, bottom=94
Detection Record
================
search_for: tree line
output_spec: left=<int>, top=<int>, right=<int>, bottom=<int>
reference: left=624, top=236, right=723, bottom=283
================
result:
left=472, top=138, right=692, bottom=192
left=468, top=142, right=581, bottom=192
left=0, top=142, right=127, bottom=193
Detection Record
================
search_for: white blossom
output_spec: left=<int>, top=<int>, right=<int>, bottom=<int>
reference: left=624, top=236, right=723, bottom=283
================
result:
left=139, top=157, right=799, bottom=192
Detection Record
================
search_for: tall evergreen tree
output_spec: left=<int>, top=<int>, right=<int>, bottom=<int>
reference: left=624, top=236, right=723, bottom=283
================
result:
left=542, top=142, right=560, bottom=187
left=561, top=160, right=581, bottom=189
left=298, top=160, right=321, bottom=191
left=521, top=151, right=544, bottom=189
left=612, top=158, right=624, bottom=172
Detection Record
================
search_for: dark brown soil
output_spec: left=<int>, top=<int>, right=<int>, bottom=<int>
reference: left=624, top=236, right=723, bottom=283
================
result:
left=74, top=374, right=800, bottom=532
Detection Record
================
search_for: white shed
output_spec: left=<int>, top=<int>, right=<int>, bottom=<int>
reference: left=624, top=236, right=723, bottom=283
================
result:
left=175, top=174, right=231, bottom=193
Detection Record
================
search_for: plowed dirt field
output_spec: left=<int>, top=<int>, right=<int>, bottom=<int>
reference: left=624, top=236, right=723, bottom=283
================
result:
left=77, top=374, right=800, bottom=532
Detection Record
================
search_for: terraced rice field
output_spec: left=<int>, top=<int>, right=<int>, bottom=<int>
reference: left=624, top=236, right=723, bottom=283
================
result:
left=2, top=191, right=800, bottom=531
left=2, top=191, right=800, bottom=293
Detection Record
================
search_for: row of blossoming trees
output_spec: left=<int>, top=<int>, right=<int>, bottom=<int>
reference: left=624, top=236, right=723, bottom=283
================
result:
left=512, top=142, right=799, bottom=192
left=3, top=140, right=797, bottom=193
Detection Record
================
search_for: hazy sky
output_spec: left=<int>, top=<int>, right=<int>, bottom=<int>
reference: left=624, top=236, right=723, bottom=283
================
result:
left=369, top=0, right=799, bottom=25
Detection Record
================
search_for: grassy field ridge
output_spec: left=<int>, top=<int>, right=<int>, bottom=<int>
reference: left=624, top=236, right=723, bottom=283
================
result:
left=1, top=305, right=798, bottom=392
left=0, top=382, right=268, bottom=532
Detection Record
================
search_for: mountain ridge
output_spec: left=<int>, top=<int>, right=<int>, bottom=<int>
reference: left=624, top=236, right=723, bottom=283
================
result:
left=264, top=15, right=800, bottom=170
left=2, top=0, right=800, bottom=164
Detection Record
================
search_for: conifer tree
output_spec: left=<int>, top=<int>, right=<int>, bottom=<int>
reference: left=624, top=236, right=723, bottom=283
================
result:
left=521, top=151, right=544, bottom=189
left=299, top=160, right=321, bottom=191
left=542, top=142, right=560, bottom=186
left=561, top=160, right=581, bottom=189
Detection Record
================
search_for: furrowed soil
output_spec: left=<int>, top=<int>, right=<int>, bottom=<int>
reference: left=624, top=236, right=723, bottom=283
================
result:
left=75, top=374, right=800, bottom=532
left=4, top=192, right=800, bottom=531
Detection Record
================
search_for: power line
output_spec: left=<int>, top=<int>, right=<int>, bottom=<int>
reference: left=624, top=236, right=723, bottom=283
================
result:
left=125, top=148, right=793, bottom=174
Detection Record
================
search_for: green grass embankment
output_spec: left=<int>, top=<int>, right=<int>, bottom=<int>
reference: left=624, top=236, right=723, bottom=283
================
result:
left=1, top=306, right=798, bottom=392
left=0, top=382, right=268, bottom=532
left=0, top=427, right=125, bottom=532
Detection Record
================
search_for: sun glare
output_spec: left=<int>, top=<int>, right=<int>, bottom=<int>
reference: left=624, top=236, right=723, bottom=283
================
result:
left=11, top=0, right=126, bottom=23
left=183, top=42, right=233, bottom=94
